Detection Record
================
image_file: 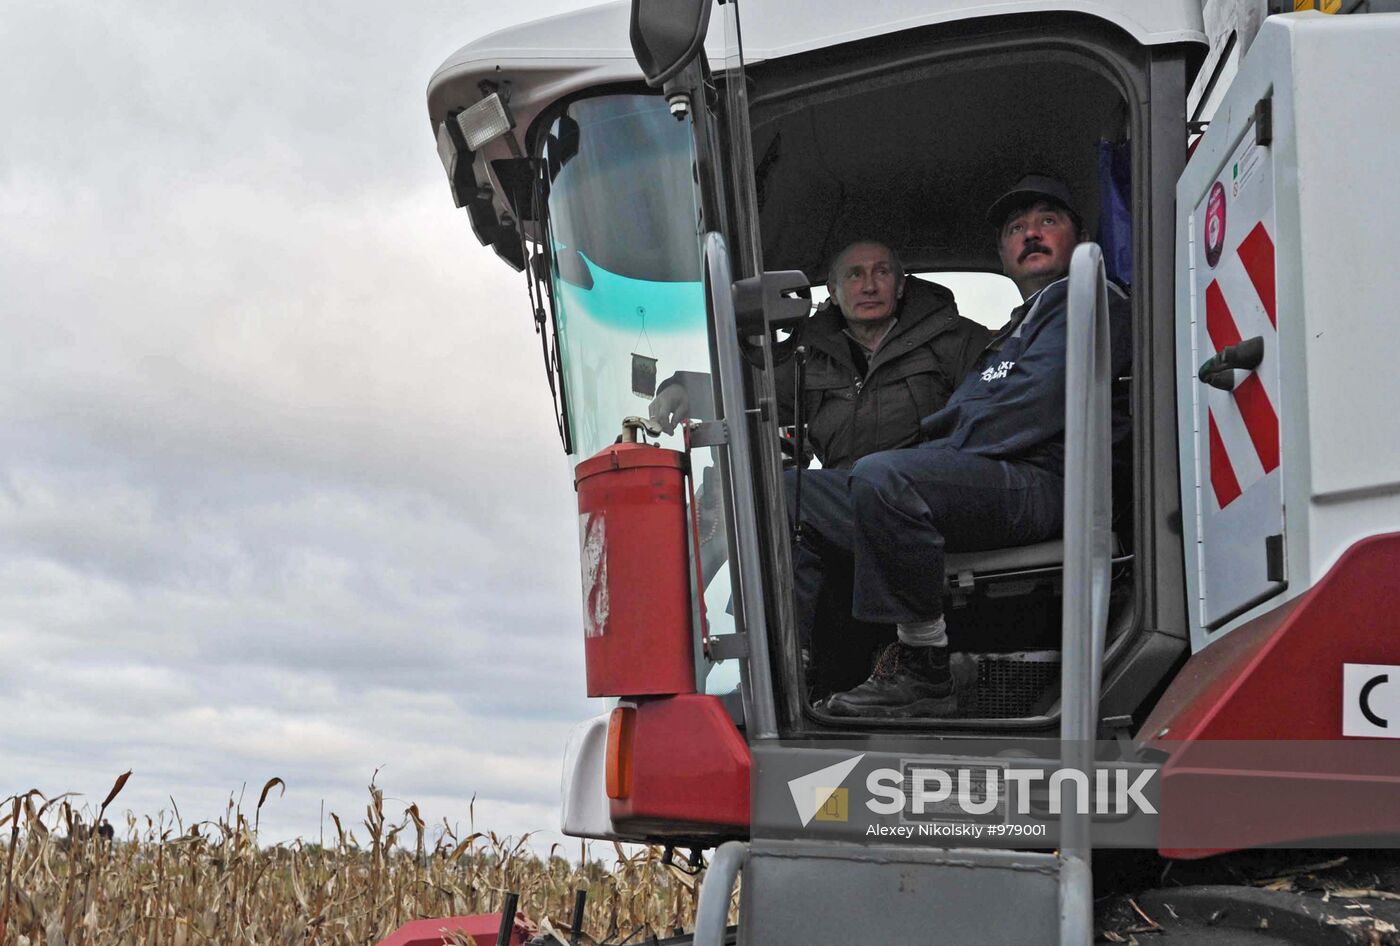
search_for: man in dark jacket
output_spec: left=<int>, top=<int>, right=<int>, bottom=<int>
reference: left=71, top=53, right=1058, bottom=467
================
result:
left=649, top=241, right=990, bottom=468
left=780, top=241, right=992, bottom=468
left=794, top=176, right=1132, bottom=718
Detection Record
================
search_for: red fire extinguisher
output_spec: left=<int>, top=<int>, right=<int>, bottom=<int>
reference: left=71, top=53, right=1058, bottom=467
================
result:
left=573, top=418, right=696, bottom=697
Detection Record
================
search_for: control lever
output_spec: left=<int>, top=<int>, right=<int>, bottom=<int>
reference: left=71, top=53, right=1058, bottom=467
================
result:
left=732, top=270, right=811, bottom=335
left=732, top=270, right=812, bottom=368
left=1197, top=335, right=1264, bottom=391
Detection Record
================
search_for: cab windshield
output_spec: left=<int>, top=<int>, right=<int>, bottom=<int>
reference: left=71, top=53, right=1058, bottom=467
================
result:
left=541, top=93, right=740, bottom=695
left=543, top=94, right=706, bottom=460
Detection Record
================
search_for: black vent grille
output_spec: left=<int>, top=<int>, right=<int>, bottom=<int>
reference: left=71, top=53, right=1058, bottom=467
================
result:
left=962, top=650, right=1060, bottom=718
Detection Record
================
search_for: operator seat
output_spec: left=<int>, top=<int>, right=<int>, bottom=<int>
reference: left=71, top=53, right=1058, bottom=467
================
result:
left=942, top=535, right=1126, bottom=595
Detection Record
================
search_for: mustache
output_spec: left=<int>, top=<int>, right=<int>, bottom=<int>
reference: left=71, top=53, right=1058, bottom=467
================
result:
left=1019, top=243, right=1051, bottom=262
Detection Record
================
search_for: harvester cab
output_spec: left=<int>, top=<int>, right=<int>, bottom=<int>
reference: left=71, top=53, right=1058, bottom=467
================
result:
left=423, top=1, right=1400, bottom=943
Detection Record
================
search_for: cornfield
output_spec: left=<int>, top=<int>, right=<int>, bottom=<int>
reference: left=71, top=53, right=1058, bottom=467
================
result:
left=0, top=774, right=706, bottom=946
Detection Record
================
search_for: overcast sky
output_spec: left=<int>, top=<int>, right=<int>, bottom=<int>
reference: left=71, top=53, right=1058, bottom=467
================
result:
left=0, top=0, right=592, bottom=849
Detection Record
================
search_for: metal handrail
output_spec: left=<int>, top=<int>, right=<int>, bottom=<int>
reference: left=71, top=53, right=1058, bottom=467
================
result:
left=693, top=841, right=748, bottom=946
left=1058, top=243, right=1114, bottom=946
left=705, top=231, right=778, bottom=738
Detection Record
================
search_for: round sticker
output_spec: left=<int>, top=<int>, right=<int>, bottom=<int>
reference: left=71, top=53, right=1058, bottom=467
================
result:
left=1204, top=181, right=1226, bottom=268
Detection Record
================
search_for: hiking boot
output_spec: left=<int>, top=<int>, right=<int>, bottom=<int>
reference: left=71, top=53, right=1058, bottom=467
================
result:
left=824, top=642, right=958, bottom=718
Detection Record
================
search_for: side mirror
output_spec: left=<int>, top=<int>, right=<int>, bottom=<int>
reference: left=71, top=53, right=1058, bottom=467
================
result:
left=629, top=0, right=713, bottom=88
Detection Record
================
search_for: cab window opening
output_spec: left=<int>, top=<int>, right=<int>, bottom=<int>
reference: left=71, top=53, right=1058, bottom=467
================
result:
left=741, top=40, right=1141, bottom=725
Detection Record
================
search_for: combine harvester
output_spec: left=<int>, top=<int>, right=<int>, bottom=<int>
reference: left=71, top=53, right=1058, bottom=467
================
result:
left=388, top=0, right=1400, bottom=942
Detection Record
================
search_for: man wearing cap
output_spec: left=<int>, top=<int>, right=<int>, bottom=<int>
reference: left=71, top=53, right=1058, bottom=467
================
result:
left=793, top=175, right=1132, bottom=718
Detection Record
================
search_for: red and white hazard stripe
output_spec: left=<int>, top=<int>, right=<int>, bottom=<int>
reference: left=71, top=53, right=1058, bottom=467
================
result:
left=1205, top=221, right=1279, bottom=509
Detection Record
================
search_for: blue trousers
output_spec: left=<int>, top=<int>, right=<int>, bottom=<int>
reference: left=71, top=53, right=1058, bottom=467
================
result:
left=788, top=445, right=1063, bottom=638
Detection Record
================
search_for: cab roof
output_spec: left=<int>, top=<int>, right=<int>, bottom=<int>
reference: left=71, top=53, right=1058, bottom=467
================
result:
left=427, top=0, right=1205, bottom=131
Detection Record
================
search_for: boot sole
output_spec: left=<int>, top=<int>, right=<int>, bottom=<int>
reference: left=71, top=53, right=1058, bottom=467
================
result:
left=824, top=693, right=958, bottom=719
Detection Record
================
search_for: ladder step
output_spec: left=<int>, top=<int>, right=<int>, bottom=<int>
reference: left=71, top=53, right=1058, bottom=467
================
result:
left=736, top=840, right=1062, bottom=946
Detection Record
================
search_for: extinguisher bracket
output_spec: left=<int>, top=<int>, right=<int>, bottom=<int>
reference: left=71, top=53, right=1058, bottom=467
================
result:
left=685, top=419, right=729, bottom=447
left=706, top=632, right=749, bottom=661
left=619, top=415, right=664, bottom=442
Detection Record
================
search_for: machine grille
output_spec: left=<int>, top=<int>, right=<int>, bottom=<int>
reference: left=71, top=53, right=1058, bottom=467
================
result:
left=965, top=650, right=1060, bottom=718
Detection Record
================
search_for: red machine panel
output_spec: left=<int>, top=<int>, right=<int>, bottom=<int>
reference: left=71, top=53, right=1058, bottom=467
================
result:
left=610, top=694, right=750, bottom=832
left=1144, top=533, right=1400, bottom=857
left=375, top=912, right=533, bottom=946
left=574, top=442, right=695, bottom=697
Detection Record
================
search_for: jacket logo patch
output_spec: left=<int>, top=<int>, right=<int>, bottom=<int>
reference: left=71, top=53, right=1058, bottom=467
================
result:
left=981, top=360, right=1015, bottom=382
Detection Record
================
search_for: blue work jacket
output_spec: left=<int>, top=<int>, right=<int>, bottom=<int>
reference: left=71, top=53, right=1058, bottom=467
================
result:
left=918, top=276, right=1132, bottom=478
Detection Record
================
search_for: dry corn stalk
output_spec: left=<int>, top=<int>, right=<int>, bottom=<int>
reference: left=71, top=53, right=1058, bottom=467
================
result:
left=0, top=777, right=702, bottom=946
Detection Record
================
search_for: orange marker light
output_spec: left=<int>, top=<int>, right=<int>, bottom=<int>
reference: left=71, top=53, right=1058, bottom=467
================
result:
left=605, top=706, right=637, bottom=800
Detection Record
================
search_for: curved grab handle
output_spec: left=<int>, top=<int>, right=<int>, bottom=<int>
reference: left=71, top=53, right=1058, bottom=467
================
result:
left=693, top=841, right=748, bottom=946
left=704, top=232, right=779, bottom=738
left=1060, top=242, right=1114, bottom=946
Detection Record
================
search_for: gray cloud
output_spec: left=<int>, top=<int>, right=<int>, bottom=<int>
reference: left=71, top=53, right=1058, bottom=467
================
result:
left=1, top=0, right=600, bottom=848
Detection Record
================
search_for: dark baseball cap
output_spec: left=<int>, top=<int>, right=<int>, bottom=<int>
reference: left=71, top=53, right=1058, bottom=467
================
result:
left=986, top=174, right=1082, bottom=229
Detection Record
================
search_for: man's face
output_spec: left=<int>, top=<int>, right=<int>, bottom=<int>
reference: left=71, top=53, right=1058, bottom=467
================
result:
left=829, top=243, right=903, bottom=324
left=998, top=201, right=1082, bottom=296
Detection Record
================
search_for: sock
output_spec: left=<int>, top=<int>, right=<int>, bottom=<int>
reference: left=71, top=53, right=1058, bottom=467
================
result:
left=897, top=616, right=947, bottom=648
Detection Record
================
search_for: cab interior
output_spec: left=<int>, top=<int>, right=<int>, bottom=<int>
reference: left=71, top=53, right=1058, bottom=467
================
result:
left=739, top=16, right=1153, bottom=728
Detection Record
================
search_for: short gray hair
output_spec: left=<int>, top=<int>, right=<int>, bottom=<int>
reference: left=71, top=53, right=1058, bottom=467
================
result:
left=826, top=241, right=906, bottom=287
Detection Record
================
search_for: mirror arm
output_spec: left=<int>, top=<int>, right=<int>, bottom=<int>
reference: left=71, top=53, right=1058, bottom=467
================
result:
left=662, top=61, right=701, bottom=121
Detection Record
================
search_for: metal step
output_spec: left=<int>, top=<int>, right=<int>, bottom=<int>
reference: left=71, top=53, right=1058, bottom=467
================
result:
left=734, top=840, right=1059, bottom=946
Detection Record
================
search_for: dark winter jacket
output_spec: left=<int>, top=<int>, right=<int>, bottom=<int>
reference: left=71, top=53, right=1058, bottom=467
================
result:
left=777, top=277, right=992, bottom=469
left=918, top=275, right=1132, bottom=478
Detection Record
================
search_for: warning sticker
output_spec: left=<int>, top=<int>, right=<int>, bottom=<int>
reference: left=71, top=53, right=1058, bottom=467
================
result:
left=1204, top=181, right=1227, bottom=269
left=1233, top=139, right=1266, bottom=198
left=578, top=511, right=608, bottom=637
left=1343, top=664, right=1400, bottom=738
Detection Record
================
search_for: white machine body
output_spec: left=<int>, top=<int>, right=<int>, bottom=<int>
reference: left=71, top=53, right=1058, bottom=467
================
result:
left=1176, top=12, right=1400, bottom=650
